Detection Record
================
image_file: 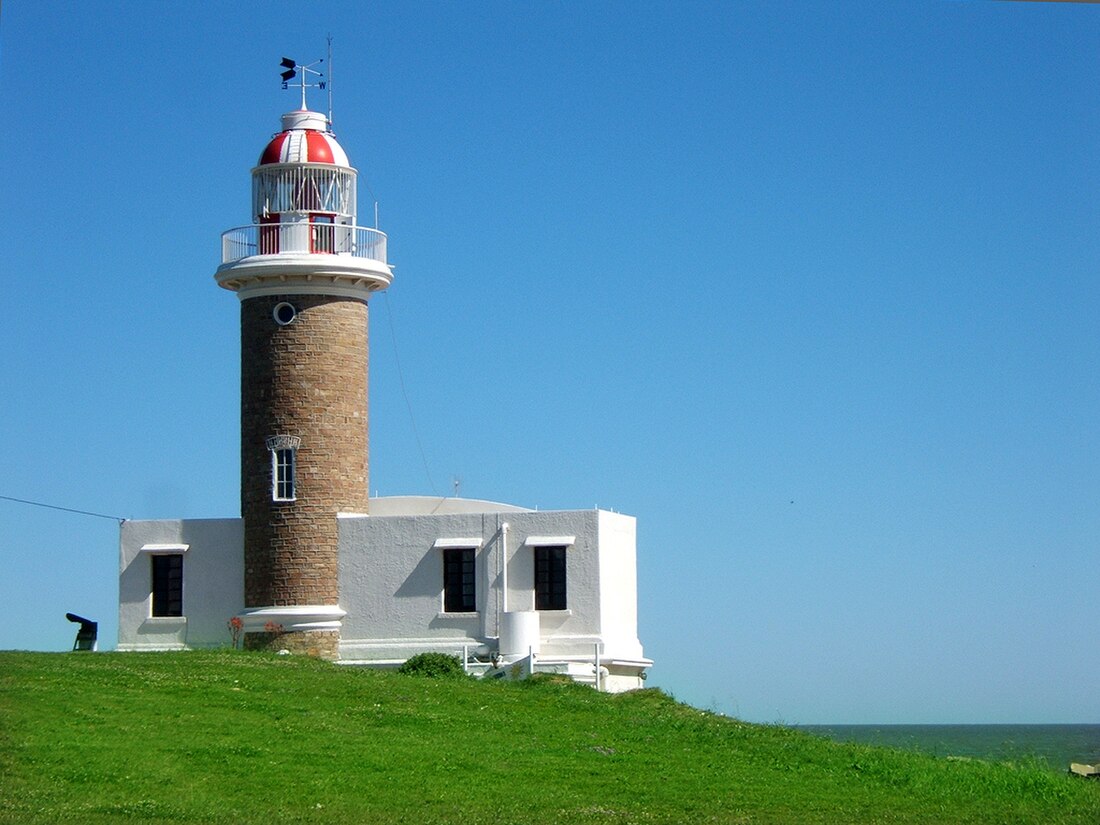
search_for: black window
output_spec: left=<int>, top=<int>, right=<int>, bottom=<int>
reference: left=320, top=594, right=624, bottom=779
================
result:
left=534, top=545, right=567, bottom=611
left=443, top=547, right=476, bottom=613
left=151, top=554, right=183, bottom=617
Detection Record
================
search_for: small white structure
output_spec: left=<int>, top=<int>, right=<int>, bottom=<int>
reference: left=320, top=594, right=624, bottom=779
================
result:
left=119, top=497, right=651, bottom=691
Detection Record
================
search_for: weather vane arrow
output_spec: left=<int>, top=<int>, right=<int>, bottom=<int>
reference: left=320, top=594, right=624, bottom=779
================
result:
left=278, top=55, right=326, bottom=110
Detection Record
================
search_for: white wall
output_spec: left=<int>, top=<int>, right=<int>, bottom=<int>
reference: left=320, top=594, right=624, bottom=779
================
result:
left=115, top=501, right=649, bottom=689
left=597, top=510, right=645, bottom=661
left=118, top=519, right=243, bottom=651
left=337, top=508, right=648, bottom=674
left=338, top=511, right=494, bottom=660
left=506, top=510, right=602, bottom=657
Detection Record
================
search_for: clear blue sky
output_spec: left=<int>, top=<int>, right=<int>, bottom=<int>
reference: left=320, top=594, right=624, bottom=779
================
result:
left=1, top=1, right=1098, bottom=724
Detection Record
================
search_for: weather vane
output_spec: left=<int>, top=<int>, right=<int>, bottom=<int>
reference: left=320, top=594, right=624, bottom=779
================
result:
left=279, top=55, right=326, bottom=111
left=280, top=38, right=335, bottom=125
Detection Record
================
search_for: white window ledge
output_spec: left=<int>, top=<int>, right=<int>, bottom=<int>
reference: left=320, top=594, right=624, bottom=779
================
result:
left=140, top=543, right=189, bottom=554
left=523, top=536, right=576, bottom=547
left=433, top=537, right=483, bottom=549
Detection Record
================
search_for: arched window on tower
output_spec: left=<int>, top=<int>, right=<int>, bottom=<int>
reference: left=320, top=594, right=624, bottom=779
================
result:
left=266, top=435, right=301, bottom=502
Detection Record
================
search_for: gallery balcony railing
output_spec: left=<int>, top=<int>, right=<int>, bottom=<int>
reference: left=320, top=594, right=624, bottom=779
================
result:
left=220, top=223, right=388, bottom=266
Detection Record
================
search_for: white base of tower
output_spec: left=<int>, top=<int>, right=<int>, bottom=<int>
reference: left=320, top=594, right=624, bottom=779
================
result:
left=238, top=604, right=347, bottom=633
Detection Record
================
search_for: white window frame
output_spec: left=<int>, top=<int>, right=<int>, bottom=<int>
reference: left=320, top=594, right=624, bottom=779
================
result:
left=272, top=447, right=296, bottom=501
left=266, top=435, right=301, bottom=502
left=433, top=538, right=483, bottom=616
left=524, top=536, right=575, bottom=613
left=140, top=544, right=189, bottom=620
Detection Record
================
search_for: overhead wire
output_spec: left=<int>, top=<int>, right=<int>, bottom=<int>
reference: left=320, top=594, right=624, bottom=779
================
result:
left=380, top=291, right=438, bottom=496
left=0, top=494, right=126, bottom=523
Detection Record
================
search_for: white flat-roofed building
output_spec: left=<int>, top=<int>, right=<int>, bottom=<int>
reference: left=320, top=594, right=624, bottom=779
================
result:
left=119, top=496, right=651, bottom=691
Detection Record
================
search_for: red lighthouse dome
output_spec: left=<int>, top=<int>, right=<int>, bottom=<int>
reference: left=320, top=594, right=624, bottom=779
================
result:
left=258, top=109, right=350, bottom=167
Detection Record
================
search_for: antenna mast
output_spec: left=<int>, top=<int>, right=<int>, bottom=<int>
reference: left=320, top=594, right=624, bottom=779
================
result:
left=327, top=35, right=334, bottom=128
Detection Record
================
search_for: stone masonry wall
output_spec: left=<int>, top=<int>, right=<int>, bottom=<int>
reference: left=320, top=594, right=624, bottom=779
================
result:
left=241, top=294, right=369, bottom=609
left=243, top=629, right=340, bottom=660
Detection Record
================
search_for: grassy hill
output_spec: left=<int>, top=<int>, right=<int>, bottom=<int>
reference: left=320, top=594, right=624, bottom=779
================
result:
left=1, top=651, right=1097, bottom=824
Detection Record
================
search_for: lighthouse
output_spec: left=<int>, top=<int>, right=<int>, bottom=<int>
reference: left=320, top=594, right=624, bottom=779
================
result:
left=118, top=61, right=649, bottom=689
left=214, top=94, right=392, bottom=657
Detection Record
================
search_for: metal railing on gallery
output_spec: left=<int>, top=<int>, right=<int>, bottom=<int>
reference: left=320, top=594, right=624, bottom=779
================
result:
left=221, top=223, right=388, bottom=265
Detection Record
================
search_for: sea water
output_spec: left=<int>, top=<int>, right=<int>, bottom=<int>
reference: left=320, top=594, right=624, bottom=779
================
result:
left=796, top=724, right=1100, bottom=768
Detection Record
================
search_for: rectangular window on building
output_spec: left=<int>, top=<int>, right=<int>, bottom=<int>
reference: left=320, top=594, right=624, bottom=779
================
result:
left=151, top=554, right=183, bottom=618
left=273, top=447, right=296, bottom=501
left=534, top=545, right=567, bottom=611
left=443, top=547, right=476, bottom=613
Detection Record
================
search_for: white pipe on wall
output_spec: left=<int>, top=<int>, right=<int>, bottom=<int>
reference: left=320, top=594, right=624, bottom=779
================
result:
left=500, top=521, right=510, bottom=614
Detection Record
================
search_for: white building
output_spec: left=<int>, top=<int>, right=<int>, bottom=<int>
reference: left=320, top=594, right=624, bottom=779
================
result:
left=117, top=68, right=651, bottom=691
left=120, top=497, right=650, bottom=690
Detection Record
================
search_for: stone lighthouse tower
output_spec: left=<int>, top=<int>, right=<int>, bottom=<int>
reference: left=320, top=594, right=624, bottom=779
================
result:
left=215, top=92, right=392, bottom=657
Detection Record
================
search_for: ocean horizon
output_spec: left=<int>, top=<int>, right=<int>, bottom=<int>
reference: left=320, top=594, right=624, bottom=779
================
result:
left=795, top=724, right=1100, bottom=769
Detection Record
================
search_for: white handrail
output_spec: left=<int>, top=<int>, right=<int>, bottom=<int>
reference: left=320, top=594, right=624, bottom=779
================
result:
left=220, top=224, right=388, bottom=265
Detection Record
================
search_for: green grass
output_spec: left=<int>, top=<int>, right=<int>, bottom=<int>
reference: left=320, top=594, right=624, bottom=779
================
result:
left=1, top=651, right=1097, bottom=824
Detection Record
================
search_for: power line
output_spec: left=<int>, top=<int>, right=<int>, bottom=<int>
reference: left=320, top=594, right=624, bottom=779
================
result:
left=0, top=494, right=126, bottom=523
left=381, top=292, right=438, bottom=496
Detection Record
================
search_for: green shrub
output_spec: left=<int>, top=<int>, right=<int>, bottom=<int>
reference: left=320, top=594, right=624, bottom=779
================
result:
left=397, top=651, right=465, bottom=678
left=519, top=672, right=585, bottom=690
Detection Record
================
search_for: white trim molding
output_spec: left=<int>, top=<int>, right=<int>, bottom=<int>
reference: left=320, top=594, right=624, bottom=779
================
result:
left=140, top=543, right=189, bottom=554
left=238, top=605, right=347, bottom=633
left=432, top=537, right=483, bottom=549
left=523, top=535, right=576, bottom=547
left=266, top=434, right=301, bottom=451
